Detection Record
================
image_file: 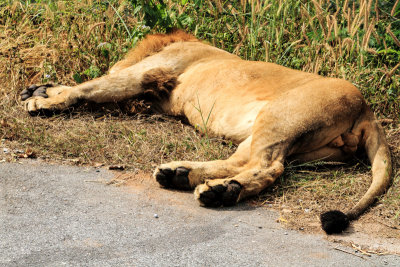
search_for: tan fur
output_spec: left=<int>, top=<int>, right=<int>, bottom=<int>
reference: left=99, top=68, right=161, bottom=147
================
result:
left=22, top=31, right=392, bottom=223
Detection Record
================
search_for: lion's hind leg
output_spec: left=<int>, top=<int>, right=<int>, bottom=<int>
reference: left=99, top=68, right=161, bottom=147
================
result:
left=194, top=160, right=284, bottom=207
left=154, top=136, right=252, bottom=190
left=155, top=126, right=287, bottom=207
left=154, top=159, right=245, bottom=191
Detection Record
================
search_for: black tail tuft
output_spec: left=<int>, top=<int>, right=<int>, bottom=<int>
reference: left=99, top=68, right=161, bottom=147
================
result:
left=320, top=210, right=350, bottom=234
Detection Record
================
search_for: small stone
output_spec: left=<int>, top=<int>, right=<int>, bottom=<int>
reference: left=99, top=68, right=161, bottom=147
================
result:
left=3, top=148, right=9, bottom=153
left=304, top=208, right=311, bottom=213
left=284, top=232, right=288, bottom=235
left=153, top=214, right=159, bottom=218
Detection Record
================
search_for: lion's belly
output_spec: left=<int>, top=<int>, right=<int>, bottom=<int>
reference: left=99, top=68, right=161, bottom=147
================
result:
left=207, top=101, right=266, bottom=142
left=166, top=67, right=269, bottom=143
left=205, top=101, right=266, bottom=143
left=168, top=85, right=267, bottom=143
left=165, top=58, right=318, bottom=143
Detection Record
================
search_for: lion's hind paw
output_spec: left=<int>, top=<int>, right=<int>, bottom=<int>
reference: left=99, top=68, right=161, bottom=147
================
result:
left=195, top=180, right=242, bottom=207
left=154, top=166, right=192, bottom=190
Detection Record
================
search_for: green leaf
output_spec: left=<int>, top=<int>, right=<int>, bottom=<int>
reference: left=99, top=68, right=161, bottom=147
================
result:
left=73, top=73, right=83, bottom=84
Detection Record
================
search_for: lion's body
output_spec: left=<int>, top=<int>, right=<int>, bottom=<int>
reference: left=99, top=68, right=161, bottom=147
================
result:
left=22, top=31, right=392, bottom=234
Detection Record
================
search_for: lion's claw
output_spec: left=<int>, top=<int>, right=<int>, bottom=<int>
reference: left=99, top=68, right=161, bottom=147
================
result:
left=155, top=167, right=192, bottom=190
left=197, top=180, right=242, bottom=207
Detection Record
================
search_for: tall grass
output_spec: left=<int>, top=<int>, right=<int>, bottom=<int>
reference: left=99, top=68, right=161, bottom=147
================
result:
left=1, top=0, right=398, bottom=117
left=178, top=0, right=399, bottom=117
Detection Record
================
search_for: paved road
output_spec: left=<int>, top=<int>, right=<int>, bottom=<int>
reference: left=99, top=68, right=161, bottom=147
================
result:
left=1, top=161, right=399, bottom=266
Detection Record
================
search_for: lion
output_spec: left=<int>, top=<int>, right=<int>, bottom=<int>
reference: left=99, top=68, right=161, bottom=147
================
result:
left=21, top=30, right=392, bottom=234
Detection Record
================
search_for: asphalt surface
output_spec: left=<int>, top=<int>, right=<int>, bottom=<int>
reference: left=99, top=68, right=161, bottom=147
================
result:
left=1, top=161, right=399, bottom=266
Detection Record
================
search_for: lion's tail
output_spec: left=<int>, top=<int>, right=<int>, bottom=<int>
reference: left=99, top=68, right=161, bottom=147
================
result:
left=320, top=107, right=392, bottom=234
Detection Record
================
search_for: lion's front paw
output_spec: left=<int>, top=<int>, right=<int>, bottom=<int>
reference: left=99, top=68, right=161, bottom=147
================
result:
left=20, top=84, right=53, bottom=101
left=21, top=84, right=71, bottom=115
left=154, top=166, right=192, bottom=190
left=23, top=96, right=49, bottom=115
left=21, top=84, right=56, bottom=115
left=194, top=180, right=242, bottom=207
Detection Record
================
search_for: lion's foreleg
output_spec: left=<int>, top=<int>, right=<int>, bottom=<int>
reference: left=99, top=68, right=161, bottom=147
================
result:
left=23, top=67, right=177, bottom=113
left=23, top=69, right=142, bottom=112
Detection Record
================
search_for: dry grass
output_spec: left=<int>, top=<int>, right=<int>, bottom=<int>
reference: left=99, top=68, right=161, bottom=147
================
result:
left=0, top=111, right=235, bottom=170
left=0, top=0, right=399, bottom=233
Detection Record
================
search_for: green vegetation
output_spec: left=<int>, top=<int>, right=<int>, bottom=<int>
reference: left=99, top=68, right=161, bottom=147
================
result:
left=1, top=0, right=398, bottom=115
left=0, top=0, right=399, bottom=232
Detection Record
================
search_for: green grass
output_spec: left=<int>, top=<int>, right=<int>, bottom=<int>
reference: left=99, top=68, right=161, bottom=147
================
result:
left=0, top=0, right=399, bottom=232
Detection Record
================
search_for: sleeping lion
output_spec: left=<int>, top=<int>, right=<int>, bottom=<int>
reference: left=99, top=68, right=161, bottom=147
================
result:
left=21, top=30, right=392, bottom=234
